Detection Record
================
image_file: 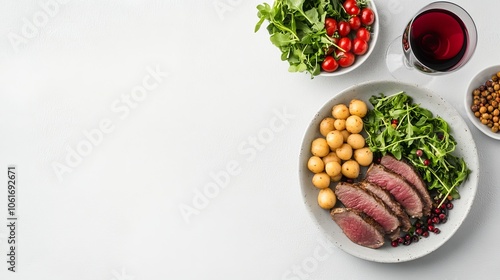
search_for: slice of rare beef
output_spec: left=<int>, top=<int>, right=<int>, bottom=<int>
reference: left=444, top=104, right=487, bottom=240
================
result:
left=331, top=208, right=385, bottom=249
left=365, top=164, right=424, bottom=218
left=335, top=182, right=400, bottom=234
left=362, top=182, right=412, bottom=232
left=380, top=154, right=432, bottom=216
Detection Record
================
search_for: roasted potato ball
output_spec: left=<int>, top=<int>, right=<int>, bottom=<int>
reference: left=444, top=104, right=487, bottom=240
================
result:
left=318, top=188, right=336, bottom=209
left=349, top=99, right=368, bottom=117
left=341, top=160, right=360, bottom=178
left=311, top=138, right=329, bottom=157
left=319, top=117, right=335, bottom=137
left=312, top=172, right=331, bottom=189
left=307, top=156, right=325, bottom=173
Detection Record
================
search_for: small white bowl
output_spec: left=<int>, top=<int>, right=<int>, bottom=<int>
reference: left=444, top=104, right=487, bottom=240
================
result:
left=319, top=1, right=379, bottom=77
left=464, top=65, right=500, bottom=140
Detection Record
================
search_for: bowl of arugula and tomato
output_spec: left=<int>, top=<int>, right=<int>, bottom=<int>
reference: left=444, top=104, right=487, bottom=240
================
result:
left=255, top=0, right=379, bottom=78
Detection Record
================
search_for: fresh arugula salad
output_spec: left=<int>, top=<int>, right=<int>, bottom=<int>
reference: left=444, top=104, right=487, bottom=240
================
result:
left=364, top=92, right=470, bottom=207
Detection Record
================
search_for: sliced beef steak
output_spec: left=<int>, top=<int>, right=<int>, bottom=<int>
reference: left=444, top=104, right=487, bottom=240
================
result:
left=362, top=182, right=412, bottom=231
left=330, top=208, right=385, bottom=249
left=365, top=164, right=424, bottom=218
left=380, top=155, right=432, bottom=216
left=335, top=182, right=400, bottom=234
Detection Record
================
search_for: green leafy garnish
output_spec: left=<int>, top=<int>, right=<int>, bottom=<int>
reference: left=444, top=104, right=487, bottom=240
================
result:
left=255, top=0, right=368, bottom=78
left=364, top=92, right=470, bottom=206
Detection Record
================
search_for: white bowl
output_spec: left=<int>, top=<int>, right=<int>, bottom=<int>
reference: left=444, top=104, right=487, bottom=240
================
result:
left=319, top=1, right=379, bottom=77
left=464, top=65, right=500, bottom=140
left=299, top=80, right=479, bottom=262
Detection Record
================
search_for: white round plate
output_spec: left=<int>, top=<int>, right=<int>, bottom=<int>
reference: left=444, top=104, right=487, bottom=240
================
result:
left=299, top=80, right=479, bottom=263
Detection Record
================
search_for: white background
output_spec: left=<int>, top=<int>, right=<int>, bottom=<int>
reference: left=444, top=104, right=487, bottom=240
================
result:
left=0, top=0, right=499, bottom=279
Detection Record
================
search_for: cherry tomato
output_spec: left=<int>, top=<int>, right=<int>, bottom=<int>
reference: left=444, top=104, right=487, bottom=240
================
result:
left=360, top=8, right=375, bottom=25
left=338, top=21, right=351, bottom=37
left=352, top=38, right=368, bottom=55
left=336, top=51, right=355, bottom=68
left=343, top=0, right=360, bottom=15
left=321, top=56, right=339, bottom=72
left=348, top=16, right=361, bottom=30
left=356, top=27, right=371, bottom=42
left=325, top=18, right=338, bottom=37
left=338, top=37, right=352, bottom=52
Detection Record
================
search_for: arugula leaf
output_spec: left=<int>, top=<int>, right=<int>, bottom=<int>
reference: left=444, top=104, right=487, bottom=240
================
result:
left=364, top=92, right=470, bottom=206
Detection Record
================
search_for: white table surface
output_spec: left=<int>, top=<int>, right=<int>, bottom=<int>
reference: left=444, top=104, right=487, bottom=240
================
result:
left=0, top=0, right=499, bottom=279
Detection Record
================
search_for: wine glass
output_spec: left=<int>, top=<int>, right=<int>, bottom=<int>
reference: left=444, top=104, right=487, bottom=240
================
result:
left=385, top=1, right=477, bottom=84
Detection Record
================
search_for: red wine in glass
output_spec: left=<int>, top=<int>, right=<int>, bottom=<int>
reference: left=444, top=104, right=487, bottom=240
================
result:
left=410, top=9, right=467, bottom=72
left=386, top=2, right=477, bottom=83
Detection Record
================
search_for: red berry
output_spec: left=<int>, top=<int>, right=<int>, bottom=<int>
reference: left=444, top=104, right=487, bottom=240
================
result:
left=424, top=159, right=431, bottom=166
left=433, top=228, right=441, bottom=234
left=391, top=240, right=399, bottom=247
left=422, top=231, right=430, bottom=238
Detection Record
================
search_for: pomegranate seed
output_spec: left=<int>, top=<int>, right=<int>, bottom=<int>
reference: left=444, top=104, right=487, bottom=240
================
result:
left=423, top=159, right=430, bottom=166
left=439, top=213, right=447, bottom=220
left=432, top=216, right=440, bottom=224
left=446, top=202, right=454, bottom=210
left=398, top=237, right=404, bottom=244
left=415, top=228, right=423, bottom=235
left=391, top=240, right=399, bottom=247
left=422, top=231, right=430, bottom=238
left=433, top=208, right=441, bottom=214
left=391, top=119, right=398, bottom=125
left=428, top=225, right=435, bottom=231
left=416, top=149, right=423, bottom=157
left=433, top=228, right=441, bottom=234
left=440, top=217, right=447, bottom=224
left=415, top=222, right=422, bottom=228
left=403, top=240, right=412, bottom=246
left=411, top=235, right=419, bottom=243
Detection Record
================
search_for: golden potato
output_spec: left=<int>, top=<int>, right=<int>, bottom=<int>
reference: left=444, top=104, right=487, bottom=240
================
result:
left=347, top=133, right=366, bottom=149
left=332, top=104, right=350, bottom=119
left=349, top=99, right=368, bottom=117
left=336, top=143, right=353, bottom=161
left=354, top=147, right=374, bottom=166
left=325, top=161, right=341, bottom=177
left=322, top=152, right=341, bottom=165
left=345, top=115, right=363, bottom=134
left=319, top=117, right=335, bottom=137
left=312, top=172, right=331, bottom=189
left=318, top=188, right=337, bottom=209
left=330, top=173, right=343, bottom=182
left=326, top=130, right=344, bottom=150
left=334, top=119, right=346, bottom=131
left=342, top=160, right=360, bottom=179
left=340, top=130, right=351, bottom=142
left=311, top=138, right=329, bottom=157
left=307, top=156, right=324, bottom=173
